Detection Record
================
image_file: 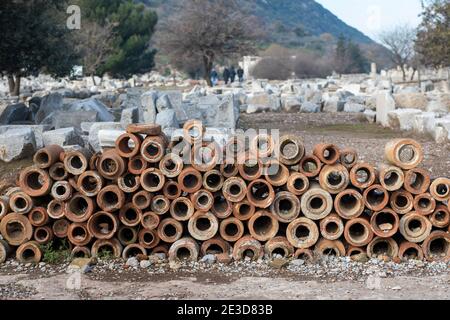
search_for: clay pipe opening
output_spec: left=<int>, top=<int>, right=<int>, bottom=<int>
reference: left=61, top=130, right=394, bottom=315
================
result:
left=78, top=171, right=104, bottom=197
left=319, top=214, right=344, bottom=241
left=319, top=164, right=350, bottom=194
left=132, top=191, right=152, bottom=211
left=232, top=236, right=263, bottom=261
left=140, top=135, right=167, bottom=163
left=52, top=219, right=70, bottom=239
left=178, top=167, right=203, bottom=193
left=64, top=148, right=92, bottom=175
left=71, top=246, right=91, bottom=259
left=286, top=217, right=319, bottom=249
left=170, top=197, right=194, bottom=221
left=384, top=139, right=423, bottom=170
left=315, top=239, right=346, bottom=257
left=399, top=212, right=432, bottom=243
left=233, top=200, right=255, bottom=221
left=118, top=173, right=140, bottom=194
left=68, top=223, right=92, bottom=247
left=163, top=180, right=182, bottom=200
left=203, top=170, right=224, bottom=193
left=378, top=165, right=404, bottom=192
left=159, top=153, right=184, bottom=178
left=219, top=217, right=245, bottom=242
left=413, top=193, right=436, bottom=216
left=157, top=218, right=183, bottom=243
left=66, top=193, right=95, bottom=222
left=33, top=226, right=53, bottom=245
left=339, top=148, right=358, bottom=169
left=33, top=145, right=64, bottom=169
left=201, top=237, right=231, bottom=256
left=370, top=209, right=399, bottom=238
left=238, top=157, right=263, bottom=181
left=270, top=191, right=300, bottom=223
left=188, top=211, right=219, bottom=241
left=300, top=183, right=333, bottom=220
left=264, top=236, right=294, bottom=259
left=350, top=163, right=376, bottom=189
left=367, top=237, right=399, bottom=260
left=430, top=178, right=450, bottom=202
left=140, top=168, right=165, bottom=192
left=119, top=204, right=143, bottom=227
left=51, top=181, right=73, bottom=201
left=91, top=238, right=123, bottom=258
left=313, top=143, right=340, bottom=165
left=390, top=190, right=414, bottom=215
left=49, top=162, right=68, bottom=181
left=168, top=237, right=200, bottom=262
left=138, top=229, right=160, bottom=249
left=278, top=135, right=305, bottom=166
left=404, top=168, right=431, bottom=195
left=0, top=213, right=33, bottom=246
left=28, top=207, right=49, bottom=227
left=344, top=218, right=374, bottom=247
left=117, top=226, right=138, bottom=246
left=128, top=156, right=148, bottom=175
left=398, top=242, right=424, bottom=261
left=141, top=212, right=160, bottom=230
left=223, top=177, right=247, bottom=203
left=422, top=231, right=450, bottom=261
left=87, top=211, right=119, bottom=240
left=430, top=205, right=450, bottom=228
left=247, top=179, right=275, bottom=209
left=19, top=167, right=52, bottom=197
left=211, top=192, right=233, bottom=219
left=191, top=189, right=214, bottom=212
left=286, top=172, right=309, bottom=196
left=363, top=184, right=389, bottom=212
left=334, top=189, right=365, bottom=220
left=97, top=185, right=125, bottom=213
left=115, top=133, right=142, bottom=158
left=264, top=160, right=289, bottom=187
left=299, top=155, right=322, bottom=178
left=9, top=192, right=33, bottom=214
left=16, top=241, right=42, bottom=264
left=122, top=244, right=147, bottom=259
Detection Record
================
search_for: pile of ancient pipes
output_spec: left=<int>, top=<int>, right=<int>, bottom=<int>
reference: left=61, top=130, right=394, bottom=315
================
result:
left=0, top=120, right=449, bottom=265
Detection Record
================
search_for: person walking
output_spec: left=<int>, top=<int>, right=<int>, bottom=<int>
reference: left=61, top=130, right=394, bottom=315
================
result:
left=237, top=67, right=244, bottom=82
left=210, top=69, right=218, bottom=86
left=223, top=67, right=230, bottom=85
left=230, top=66, right=237, bottom=83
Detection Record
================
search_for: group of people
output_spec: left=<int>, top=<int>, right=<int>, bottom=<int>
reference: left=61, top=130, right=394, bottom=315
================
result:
left=210, top=66, right=244, bottom=86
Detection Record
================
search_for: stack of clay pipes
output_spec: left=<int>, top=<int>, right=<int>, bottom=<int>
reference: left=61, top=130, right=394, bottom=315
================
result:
left=0, top=120, right=449, bottom=265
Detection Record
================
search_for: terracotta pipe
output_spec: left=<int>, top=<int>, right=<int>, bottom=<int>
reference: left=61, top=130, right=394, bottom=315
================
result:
left=77, top=171, right=103, bottom=197
left=220, top=161, right=239, bottom=178
left=430, top=205, right=450, bottom=228
left=384, top=139, right=423, bottom=170
left=248, top=210, right=279, bottom=242
left=66, top=193, right=95, bottom=222
left=270, top=191, right=300, bottom=223
left=183, top=119, right=205, bottom=145
left=119, top=203, right=143, bottom=227
left=398, top=242, right=424, bottom=261
left=178, top=167, right=203, bottom=193
left=367, top=237, right=399, bottom=260
left=378, top=165, right=404, bottom=192
left=188, top=211, right=219, bottom=241
left=286, top=172, right=309, bottom=196
left=138, top=228, right=160, bottom=249
left=191, top=141, right=220, bottom=172
left=390, top=190, right=414, bottom=215
left=203, top=170, right=224, bottom=193
left=132, top=190, right=152, bottom=211
left=150, top=195, right=170, bottom=216
left=71, top=246, right=91, bottom=259
left=97, top=185, right=125, bottom=212
left=87, top=211, right=119, bottom=240
left=334, top=189, right=365, bottom=220
left=0, top=240, right=13, bottom=264
left=300, top=182, right=333, bottom=220
left=141, top=212, right=160, bottom=230
left=339, top=148, right=358, bottom=169
left=429, top=178, right=450, bottom=202
left=33, top=145, right=64, bottom=169
left=122, top=244, right=147, bottom=259
left=115, top=132, right=142, bottom=158
left=68, top=223, right=93, bottom=246
left=319, top=213, right=344, bottom=241
left=16, top=241, right=42, bottom=264
left=251, top=133, right=275, bottom=158
left=350, top=162, right=376, bottom=189
left=117, top=173, right=140, bottom=194
left=127, top=123, right=161, bottom=136
left=413, top=193, right=436, bottom=216
left=141, top=135, right=167, bottom=163
left=89, top=153, right=100, bottom=171
left=399, top=212, right=432, bottom=243
left=191, top=189, right=214, bottom=212
left=97, top=149, right=127, bottom=180
left=370, top=208, right=400, bottom=238
left=278, top=135, right=305, bottom=166
left=28, top=207, right=49, bottom=227
left=264, top=160, right=289, bottom=187
left=19, top=167, right=52, bottom=197
left=294, top=248, right=314, bottom=261
left=163, top=180, right=182, bottom=200
left=346, top=246, right=366, bottom=257
left=68, top=177, right=81, bottom=193
left=117, top=226, right=138, bottom=246
left=201, top=237, right=231, bottom=256
left=128, top=156, right=148, bottom=175
left=157, top=218, right=183, bottom=243
left=422, top=231, right=450, bottom=261
left=151, top=245, right=169, bottom=256
left=298, top=155, right=322, bottom=178
left=33, top=226, right=53, bottom=245
left=363, top=184, right=389, bottom=212
left=170, top=197, right=195, bottom=221
left=9, top=191, right=33, bottom=214
left=0, top=213, right=33, bottom=246
left=5, top=187, right=21, bottom=197
left=233, top=199, right=256, bottom=221
left=247, top=179, right=275, bottom=209
left=64, top=148, right=92, bottom=175
left=168, top=237, right=200, bottom=262
left=52, top=219, right=70, bottom=238
left=219, top=217, right=245, bottom=242
left=211, top=192, right=233, bottom=219
left=47, top=200, right=65, bottom=219
left=232, top=236, right=263, bottom=261
left=49, top=162, right=68, bottom=181
left=313, top=143, right=340, bottom=165
left=223, top=177, right=248, bottom=203
left=404, top=168, right=431, bottom=195
left=264, top=236, right=294, bottom=259
left=344, top=218, right=374, bottom=247
left=91, top=238, right=123, bottom=258
left=315, top=239, right=346, bottom=257
left=159, top=153, right=184, bottom=178
left=0, top=196, right=10, bottom=220
left=51, top=181, right=72, bottom=201
left=238, top=157, right=263, bottom=181
left=286, top=217, right=319, bottom=249
left=319, top=164, right=350, bottom=194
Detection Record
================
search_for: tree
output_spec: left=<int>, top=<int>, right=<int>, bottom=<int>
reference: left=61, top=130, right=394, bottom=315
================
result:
left=0, top=0, right=78, bottom=96
left=158, top=0, right=261, bottom=86
left=76, top=20, right=116, bottom=79
left=334, top=36, right=369, bottom=74
left=379, top=25, right=417, bottom=81
left=77, top=0, right=158, bottom=77
left=416, top=0, right=450, bottom=68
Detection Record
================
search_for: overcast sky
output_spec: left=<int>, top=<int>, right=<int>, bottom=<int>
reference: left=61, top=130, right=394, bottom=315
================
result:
left=315, top=0, right=423, bottom=41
